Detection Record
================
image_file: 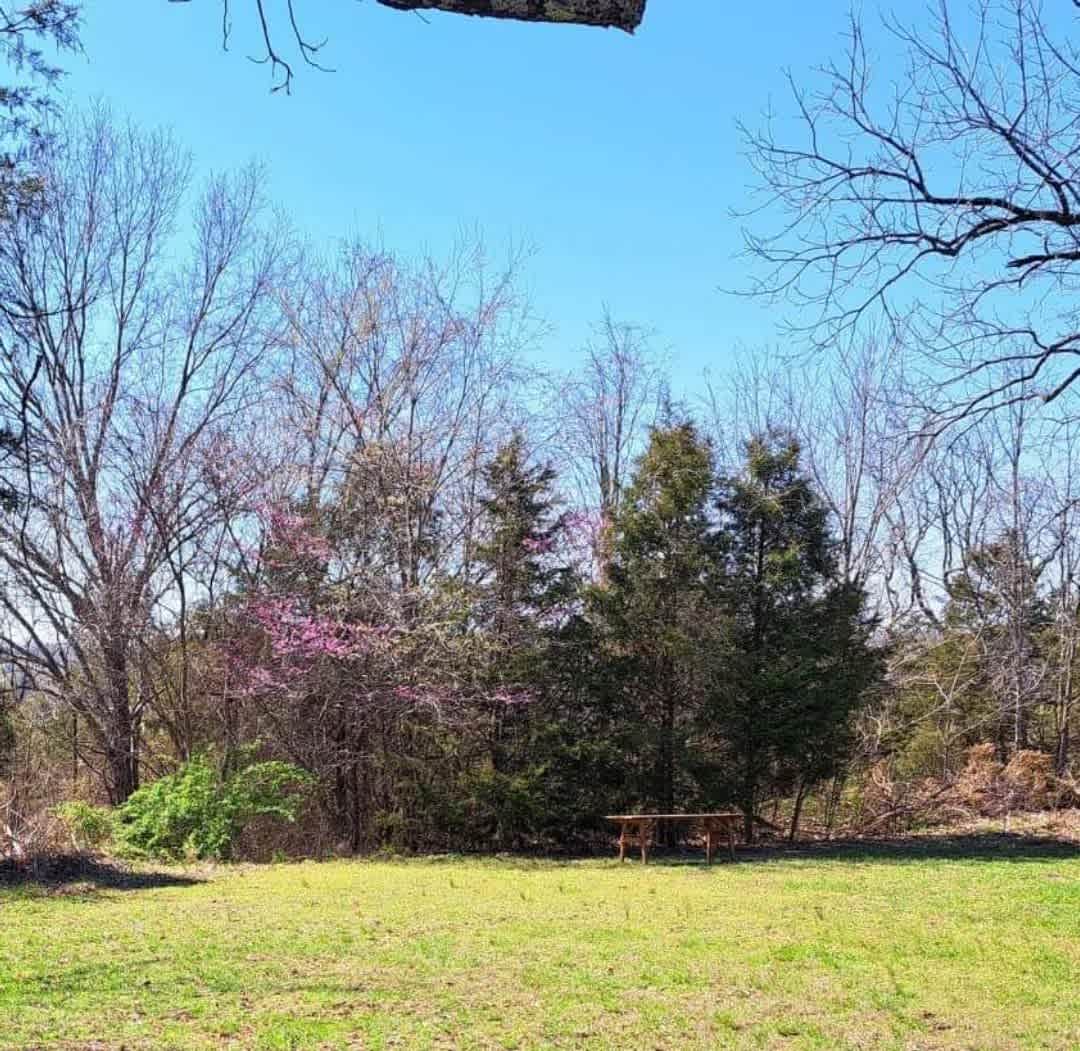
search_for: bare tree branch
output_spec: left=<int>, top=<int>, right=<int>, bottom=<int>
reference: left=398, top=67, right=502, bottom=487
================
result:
left=375, top=0, right=645, bottom=31
left=168, top=0, right=646, bottom=92
left=741, top=1, right=1080, bottom=426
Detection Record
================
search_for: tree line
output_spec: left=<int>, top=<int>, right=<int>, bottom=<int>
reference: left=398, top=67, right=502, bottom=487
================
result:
left=6, top=0, right=1080, bottom=855
left=0, top=109, right=1076, bottom=858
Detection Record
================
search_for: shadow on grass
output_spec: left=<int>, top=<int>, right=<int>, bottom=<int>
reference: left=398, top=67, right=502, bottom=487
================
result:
left=623, top=832, right=1080, bottom=868
left=331, top=830, right=1079, bottom=872
left=0, top=854, right=202, bottom=894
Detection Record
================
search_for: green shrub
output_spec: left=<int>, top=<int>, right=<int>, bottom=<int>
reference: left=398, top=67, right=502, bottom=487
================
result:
left=461, top=764, right=548, bottom=848
left=54, top=800, right=116, bottom=853
left=115, top=753, right=313, bottom=861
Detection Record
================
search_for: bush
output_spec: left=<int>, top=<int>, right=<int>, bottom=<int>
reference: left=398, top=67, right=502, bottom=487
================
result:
left=54, top=801, right=115, bottom=853
left=1003, top=750, right=1055, bottom=810
left=116, top=753, right=313, bottom=861
left=957, top=744, right=1056, bottom=815
left=463, top=765, right=547, bottom=848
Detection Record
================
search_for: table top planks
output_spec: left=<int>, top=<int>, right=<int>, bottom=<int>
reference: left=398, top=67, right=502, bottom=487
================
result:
left=605, top=812, right=741, bottom=822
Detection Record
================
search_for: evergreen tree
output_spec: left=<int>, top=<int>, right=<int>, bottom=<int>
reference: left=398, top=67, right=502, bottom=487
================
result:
left=467, top=434, right=578, bottom=843
left=474, top=433, right=574, bottom=655
left=591, top=422, right=719, bottom=817
left=709, top=431, right=877, bottom=841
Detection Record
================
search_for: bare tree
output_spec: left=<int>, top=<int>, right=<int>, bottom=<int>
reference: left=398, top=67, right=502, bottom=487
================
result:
left=1030, top=405, right=1080, bottom=771
left=1047, top=506, right=1080, bottom=772
left=709, top=338, right=924, bottom=593
left=701, top=351, right=788, bottom=471
left=743, top=0, right=1080, bottom=426
left=0, top=109, right=287, bottom=802
left=551, top=311, right=662, bottom=569
left=275, top=236, right=531, bottom=595
left=793, top=340, right=916, bottom=587
left=895, top=387, right=1060, bottom=754
left=883, top=623, right=992, bottom=777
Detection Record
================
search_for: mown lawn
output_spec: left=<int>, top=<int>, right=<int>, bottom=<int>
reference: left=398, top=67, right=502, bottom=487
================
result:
left=2, top=837, right=1078, bottom=1050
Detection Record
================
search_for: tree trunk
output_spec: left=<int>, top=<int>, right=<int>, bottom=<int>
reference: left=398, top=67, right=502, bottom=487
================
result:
left=350, top=758, right=363, bottom=854
left=70, top=713, right=79, bottom=788
left=376, top=0, right=646, bottom=32
left=661, top=688, right=675, bottom=813
left=103, top=709, right=139, bottom=805
left=824, top=775, right=844, bottom=838
left=788, top=779, right=807, bottom=843
left=742, top=518, right=769, bottom=847
left=104, top=736, right=138, bottom=805
left=1054, top=636, right=1074, bottom=776
left=655, top=666, right=676, bottom=846
left=741, top=776, right=756, bottom=845
left=103, top=646, right=139, bottom=804
left=1055, top=717, right=1071, bottom=778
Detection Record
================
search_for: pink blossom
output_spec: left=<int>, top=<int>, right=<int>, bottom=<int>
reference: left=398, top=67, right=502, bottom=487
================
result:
left=491, top=687, right=535, bottom=706
left=260, top=505, right=333, bottom=566
left=563, top=509, right=604, bottom=542
left=244, top=596, right=388, bottom=665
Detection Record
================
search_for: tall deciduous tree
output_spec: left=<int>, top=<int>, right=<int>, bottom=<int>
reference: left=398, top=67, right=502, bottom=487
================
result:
left=0, top=109, right=287, bottom=802
left=554, top=312, right=662, bottom=571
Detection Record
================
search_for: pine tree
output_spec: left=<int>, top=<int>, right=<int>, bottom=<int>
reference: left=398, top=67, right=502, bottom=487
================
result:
left=591, top=422, right=719, bottom=817
left=474, top=434, right=574, bottom=655
left=468, top=434, right=577, bottom=843
left=709, top=431, right=877, bottom=841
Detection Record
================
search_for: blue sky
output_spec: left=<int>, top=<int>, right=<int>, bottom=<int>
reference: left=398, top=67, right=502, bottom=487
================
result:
left=59, top=2, right=856, bottom=389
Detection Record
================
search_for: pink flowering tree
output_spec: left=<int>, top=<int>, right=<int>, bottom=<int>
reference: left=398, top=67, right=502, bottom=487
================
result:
left=224, top=498, right=539, bottom=849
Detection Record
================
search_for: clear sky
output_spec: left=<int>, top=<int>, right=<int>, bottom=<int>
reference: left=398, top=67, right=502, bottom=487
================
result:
left=58, top=2, right=856, bottom=390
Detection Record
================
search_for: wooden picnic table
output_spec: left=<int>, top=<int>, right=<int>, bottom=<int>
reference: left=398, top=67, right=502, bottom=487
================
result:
left=605, top=812, right=742, bottom=864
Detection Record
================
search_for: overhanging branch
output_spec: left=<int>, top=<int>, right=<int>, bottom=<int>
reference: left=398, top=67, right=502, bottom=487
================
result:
left=375, top=0, right=647, bottom=31
left=172, top=0, right=648, bottom=92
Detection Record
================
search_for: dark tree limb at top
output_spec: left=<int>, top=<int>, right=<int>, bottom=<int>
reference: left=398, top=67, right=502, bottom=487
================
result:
left=168, top=0, right=647, bottom=94
left=376, top=0, right=646, bottom=32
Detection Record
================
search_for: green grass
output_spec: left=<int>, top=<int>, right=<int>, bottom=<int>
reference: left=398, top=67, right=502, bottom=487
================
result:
left=2, top=837, right=1079, bottom=1049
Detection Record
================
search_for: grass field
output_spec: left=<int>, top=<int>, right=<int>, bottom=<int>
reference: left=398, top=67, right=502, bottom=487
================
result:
left=2, top=836, right=1079, bottom=1050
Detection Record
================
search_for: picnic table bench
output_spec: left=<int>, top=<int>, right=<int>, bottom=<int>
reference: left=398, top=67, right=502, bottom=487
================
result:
left=605, top=812, right=742, bottom=864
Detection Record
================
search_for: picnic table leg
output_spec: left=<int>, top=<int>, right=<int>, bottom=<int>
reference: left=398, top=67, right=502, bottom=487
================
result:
left=618, top=821, right=627, bottom=862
